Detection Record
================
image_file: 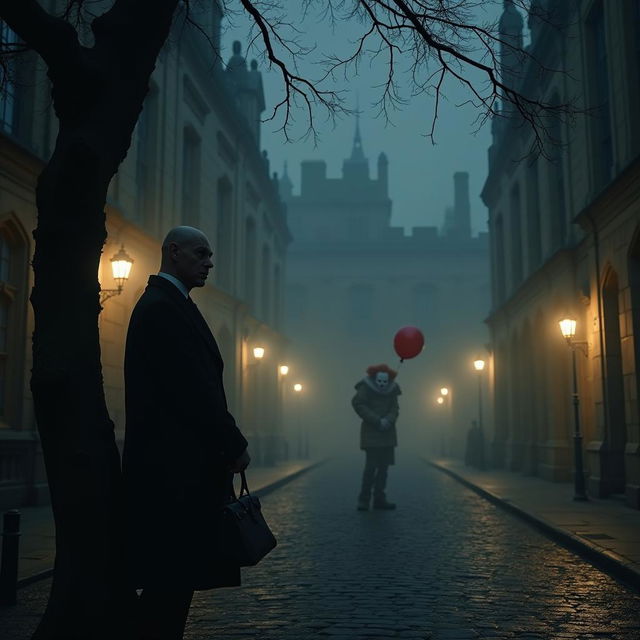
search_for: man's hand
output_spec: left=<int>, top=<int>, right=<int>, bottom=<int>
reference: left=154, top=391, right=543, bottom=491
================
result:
left=229, top=448, right=251, bottom=473
left=379, top=418, right=391, bottom=431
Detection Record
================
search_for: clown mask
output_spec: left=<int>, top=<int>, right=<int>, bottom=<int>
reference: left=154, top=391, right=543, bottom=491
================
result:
left=374, top=372, right=390, bottom=390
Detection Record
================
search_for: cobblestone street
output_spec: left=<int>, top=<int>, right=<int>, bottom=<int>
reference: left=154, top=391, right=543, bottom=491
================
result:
left=3, top=456, right=640, bottom=639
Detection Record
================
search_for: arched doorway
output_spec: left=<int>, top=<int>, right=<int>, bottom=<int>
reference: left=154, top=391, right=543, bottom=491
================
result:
left=602, top=268, right=627, bottom=495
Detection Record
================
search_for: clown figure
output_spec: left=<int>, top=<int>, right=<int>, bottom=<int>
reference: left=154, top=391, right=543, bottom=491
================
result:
left=352, top=364, right=401, bottom=510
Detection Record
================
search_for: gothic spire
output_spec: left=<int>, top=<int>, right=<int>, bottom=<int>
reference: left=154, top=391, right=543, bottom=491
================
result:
left=350, top=109, right=366, bottom=162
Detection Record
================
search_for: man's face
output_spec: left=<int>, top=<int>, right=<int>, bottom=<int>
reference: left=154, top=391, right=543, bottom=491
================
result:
left=171, top=235, right=214, bottom=290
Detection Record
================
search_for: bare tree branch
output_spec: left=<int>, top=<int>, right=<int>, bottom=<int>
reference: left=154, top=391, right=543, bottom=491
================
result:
left=0, top=0, right=80, bottom=68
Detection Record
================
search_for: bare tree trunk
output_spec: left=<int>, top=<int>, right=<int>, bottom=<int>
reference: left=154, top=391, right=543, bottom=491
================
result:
left=0, top=2, right=181, bottom=637
left=30, top=130, right=135, bottom=638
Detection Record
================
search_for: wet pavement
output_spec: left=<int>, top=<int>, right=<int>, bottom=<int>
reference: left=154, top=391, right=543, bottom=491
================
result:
left=2, top=455, right=640, bottom=639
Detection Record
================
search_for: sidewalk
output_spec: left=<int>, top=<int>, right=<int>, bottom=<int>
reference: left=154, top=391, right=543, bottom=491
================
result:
left=428, top=457, right=640, bottom=591
left=10, top=459, right=319, bottom=586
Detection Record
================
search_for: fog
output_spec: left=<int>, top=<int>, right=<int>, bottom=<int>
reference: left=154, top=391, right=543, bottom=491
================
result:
left=221, top=3, right=510, bottom=462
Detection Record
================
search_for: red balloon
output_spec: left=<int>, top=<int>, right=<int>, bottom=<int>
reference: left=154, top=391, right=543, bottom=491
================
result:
left=393, top=326, right=425, bottom=360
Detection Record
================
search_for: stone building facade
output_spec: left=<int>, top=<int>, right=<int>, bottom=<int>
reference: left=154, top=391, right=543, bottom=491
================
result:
left=483, top=0, right=640, bottom=507
left=0, top=4, right=290, bottom=508
left=281, top=120, right=490, bottom=458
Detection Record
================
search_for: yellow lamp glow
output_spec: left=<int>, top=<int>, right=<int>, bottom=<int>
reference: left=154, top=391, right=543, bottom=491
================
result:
left=436, top=396, right=444, bottom=405
left=110, top=244, right=134, bottom=289
left=473, top=359, right=486, bottom=371
left=440, top=387, right=449, bottom=396
left=279, top=365, right=289, bottom=376
left=293, top=383, right=303, bottom=392
left=253, top=347, right=265, bottom=359
left=559, top=318, right=577, bottom=340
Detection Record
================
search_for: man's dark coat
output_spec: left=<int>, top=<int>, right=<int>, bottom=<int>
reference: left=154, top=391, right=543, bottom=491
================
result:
left=122, top=275, right=248, bottom=590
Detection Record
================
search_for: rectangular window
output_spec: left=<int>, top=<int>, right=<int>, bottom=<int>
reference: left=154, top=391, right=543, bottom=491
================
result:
left=0, top=22, right=19, bottom=134
left=182, top=129, right=201, bottom=226
left=136, top=88, right=158, bottom=225
left=588, top=2, right=613, bottom=187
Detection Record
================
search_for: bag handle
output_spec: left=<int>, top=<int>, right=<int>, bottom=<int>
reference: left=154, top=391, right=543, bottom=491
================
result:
left=230, top=471, right=251, bottom=502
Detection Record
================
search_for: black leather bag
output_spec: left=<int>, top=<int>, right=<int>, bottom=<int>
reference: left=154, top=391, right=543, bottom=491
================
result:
left=222, top=471, right=277, bottom=567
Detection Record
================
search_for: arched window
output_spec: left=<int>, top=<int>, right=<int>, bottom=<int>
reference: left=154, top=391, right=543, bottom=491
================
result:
left=0, top=221, right=28, bottom=425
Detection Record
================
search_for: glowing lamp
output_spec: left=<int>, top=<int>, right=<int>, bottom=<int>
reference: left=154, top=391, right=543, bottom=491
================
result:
left=559, top=318, right=577, bottom=340
left=110, top=244, right=134, bottom=289
left=279, top=365, right=289, bottom=376
left=293, top=383, right=303, bottom=392
left=436, top=397, right=444, bottom=405
left=473, top=359, right=485, bottom=372
left=253, top=347, right=265, bottom=360
left=440, top=387, right=449, bottom=396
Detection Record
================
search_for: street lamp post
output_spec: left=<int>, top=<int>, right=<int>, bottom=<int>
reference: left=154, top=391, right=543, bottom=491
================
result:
left=293, top=383, right=304, bottom=459
left=436, top=395, right=445, bottom=455
left=278, top=365, right=289, bottom=460
left=559, top=318, right=588, bottom=501
left=473, top=359, right=486, bottom=469
left=252, top=346, right=266, bottom=464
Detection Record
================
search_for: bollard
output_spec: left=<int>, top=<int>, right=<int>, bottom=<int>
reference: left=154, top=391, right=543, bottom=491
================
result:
left=0, top=509, right=21, bottom=606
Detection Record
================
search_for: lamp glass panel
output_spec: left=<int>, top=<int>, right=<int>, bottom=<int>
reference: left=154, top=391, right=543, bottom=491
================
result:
left=559, top=318, right=577, bottom=339
left=111, top=259, right=133, bottom=281
left=473, top=359, right=485, bottom=371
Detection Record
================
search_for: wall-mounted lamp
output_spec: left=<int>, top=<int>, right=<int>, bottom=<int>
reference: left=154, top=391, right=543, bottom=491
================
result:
left=293, top=383, right=303, bottom=393
left=100, top=244, right=134, bottom=305
left=253, top=346, right=265, bottom=360
left=279, top=365, right=289, bottom=376
left=436, top=396, right=444, bottom=405
left=440, top=387, right=449, bottom=397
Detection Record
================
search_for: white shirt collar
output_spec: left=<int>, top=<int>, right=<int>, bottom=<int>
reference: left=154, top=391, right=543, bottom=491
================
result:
left=157, top=272, right=189, bottom=298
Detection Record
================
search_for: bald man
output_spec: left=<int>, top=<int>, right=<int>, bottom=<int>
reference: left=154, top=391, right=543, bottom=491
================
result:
left=122, top=226, right=250, bottom=640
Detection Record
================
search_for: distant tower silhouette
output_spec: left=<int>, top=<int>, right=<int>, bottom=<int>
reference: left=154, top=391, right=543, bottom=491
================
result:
left=279, top=161, right=293, bottom=201
left=342, top=112, right=369, bottom=182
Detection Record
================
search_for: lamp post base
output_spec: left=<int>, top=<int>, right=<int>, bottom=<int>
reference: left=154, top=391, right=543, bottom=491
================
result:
left=573, top=433, right=588, bottom=501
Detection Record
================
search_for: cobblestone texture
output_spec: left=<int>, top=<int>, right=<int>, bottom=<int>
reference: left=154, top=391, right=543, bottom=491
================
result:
left=2, top=456, right=640, bottom=639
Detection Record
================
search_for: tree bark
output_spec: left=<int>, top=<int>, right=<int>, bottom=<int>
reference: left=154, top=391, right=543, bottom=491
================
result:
left=0, top=1, right=180, bottom=637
